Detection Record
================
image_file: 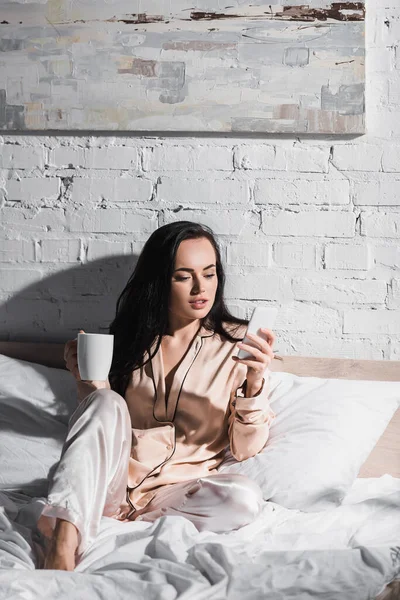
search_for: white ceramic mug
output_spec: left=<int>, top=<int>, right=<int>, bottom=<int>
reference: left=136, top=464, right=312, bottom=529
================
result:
left=77, top=333, right=114, bottom=381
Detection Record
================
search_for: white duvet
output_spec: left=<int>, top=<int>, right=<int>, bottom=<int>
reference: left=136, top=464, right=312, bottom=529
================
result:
left=0, top=475, right=399, bottom=600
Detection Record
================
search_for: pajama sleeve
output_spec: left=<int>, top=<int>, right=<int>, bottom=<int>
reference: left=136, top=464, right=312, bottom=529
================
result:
left=228, top=363, right=276, bottom=461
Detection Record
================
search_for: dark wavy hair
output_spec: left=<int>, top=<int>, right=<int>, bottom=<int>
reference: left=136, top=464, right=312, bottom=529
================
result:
left=108, top=221, right=282, bottom=398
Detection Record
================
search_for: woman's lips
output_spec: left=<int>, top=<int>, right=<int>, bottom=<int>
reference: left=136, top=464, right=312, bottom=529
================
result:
left=189, top=300, right=208, bottom=309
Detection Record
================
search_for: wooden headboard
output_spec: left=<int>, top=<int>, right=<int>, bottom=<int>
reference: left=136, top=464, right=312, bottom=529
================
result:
left=1, top=341, right=399, bottom=479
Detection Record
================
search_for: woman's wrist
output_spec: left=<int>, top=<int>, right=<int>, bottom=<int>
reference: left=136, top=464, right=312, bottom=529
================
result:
left=244, top=377, right=264, bottom=398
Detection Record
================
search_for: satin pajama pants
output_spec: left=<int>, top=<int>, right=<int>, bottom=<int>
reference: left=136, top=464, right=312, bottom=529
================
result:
left=37, top=389, right=265, bottom=559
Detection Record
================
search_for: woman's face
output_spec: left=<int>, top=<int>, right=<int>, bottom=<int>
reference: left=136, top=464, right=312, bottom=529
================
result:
left=169, top=237, right=218, bottom=322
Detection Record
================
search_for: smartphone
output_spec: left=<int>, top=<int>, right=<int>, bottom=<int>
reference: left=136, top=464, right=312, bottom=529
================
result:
left=237, top=306, right=278, bottom=360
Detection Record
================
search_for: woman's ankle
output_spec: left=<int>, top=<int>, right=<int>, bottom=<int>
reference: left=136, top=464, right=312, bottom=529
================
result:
left=53, top=518, right=79, bottom=551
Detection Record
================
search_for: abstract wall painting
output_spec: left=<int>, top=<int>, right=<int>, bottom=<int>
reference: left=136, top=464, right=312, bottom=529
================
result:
left=0, top=1, right=365, bottom=133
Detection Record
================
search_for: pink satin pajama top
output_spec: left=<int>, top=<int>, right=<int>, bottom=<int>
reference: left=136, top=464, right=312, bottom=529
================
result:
left=123, top=322, right=276, bottom=511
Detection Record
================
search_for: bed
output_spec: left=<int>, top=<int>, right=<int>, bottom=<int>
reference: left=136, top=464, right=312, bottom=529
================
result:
left=0, top=340, right=399, bottom=600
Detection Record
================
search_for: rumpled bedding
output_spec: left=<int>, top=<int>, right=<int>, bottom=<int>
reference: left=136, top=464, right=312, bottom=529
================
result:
left=0, top=475, right=399, bottom=600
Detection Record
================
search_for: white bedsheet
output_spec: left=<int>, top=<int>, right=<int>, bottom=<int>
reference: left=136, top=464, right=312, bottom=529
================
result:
left=0, top=475, right=399, bottom=600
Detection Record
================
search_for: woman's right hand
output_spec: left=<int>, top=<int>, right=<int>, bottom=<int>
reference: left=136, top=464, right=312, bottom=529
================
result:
left=64, top=330, right=111, bottom=399
left=64, top=329, right=85, bottom=382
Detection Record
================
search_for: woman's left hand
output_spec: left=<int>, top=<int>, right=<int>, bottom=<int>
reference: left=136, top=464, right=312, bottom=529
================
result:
left=233, top=328, right=276, bottom=387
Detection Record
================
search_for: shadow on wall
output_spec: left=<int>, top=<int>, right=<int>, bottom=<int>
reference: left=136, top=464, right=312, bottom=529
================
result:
left=0, top=254, right=139, bottom=343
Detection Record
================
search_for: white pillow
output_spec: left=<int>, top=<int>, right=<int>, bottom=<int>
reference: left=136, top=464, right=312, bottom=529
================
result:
left=218, top=371, right=400, bottom=512
left=0, top=354, right=77, bottom=497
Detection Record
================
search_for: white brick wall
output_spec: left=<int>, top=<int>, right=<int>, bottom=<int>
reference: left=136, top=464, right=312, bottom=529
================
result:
left=0, top=0, right=400, bottom=359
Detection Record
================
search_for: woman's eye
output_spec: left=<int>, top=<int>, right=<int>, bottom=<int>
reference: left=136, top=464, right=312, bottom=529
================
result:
left=176, top=274, right=216, bottom=281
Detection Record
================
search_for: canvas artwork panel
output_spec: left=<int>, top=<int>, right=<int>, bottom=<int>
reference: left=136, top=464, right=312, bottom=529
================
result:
left=0, top=1, right=365, bottom=133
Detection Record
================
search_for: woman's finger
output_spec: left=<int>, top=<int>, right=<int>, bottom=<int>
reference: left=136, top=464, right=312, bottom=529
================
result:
left=237, top=341, right=264, bottom=361
left=234, top=343, right=272, bottom=367
left=240, top=333, right=273, bottom=358
left=261, top=328, right=276, bottom=347
left=64, top=339, right=78, bottom=358
left=234, top=356, right=271, bottom=372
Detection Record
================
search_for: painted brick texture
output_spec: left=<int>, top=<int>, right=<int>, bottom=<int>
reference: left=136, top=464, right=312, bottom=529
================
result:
left=0, top=0, right=399, bottom=359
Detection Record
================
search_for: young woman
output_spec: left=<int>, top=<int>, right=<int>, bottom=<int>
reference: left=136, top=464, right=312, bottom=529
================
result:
left=37, top=221, right=280, bottom=571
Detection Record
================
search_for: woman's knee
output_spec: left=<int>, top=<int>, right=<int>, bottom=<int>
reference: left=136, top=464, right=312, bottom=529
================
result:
left=70, top=388, right=129, bottom=426
left=84, top=387, right=123, bottom=401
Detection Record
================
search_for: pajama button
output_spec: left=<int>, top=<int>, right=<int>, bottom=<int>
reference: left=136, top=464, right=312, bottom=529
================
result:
left=136, top=516, right=143, bottom=521
left=166, top=445, right=172, bottom=450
